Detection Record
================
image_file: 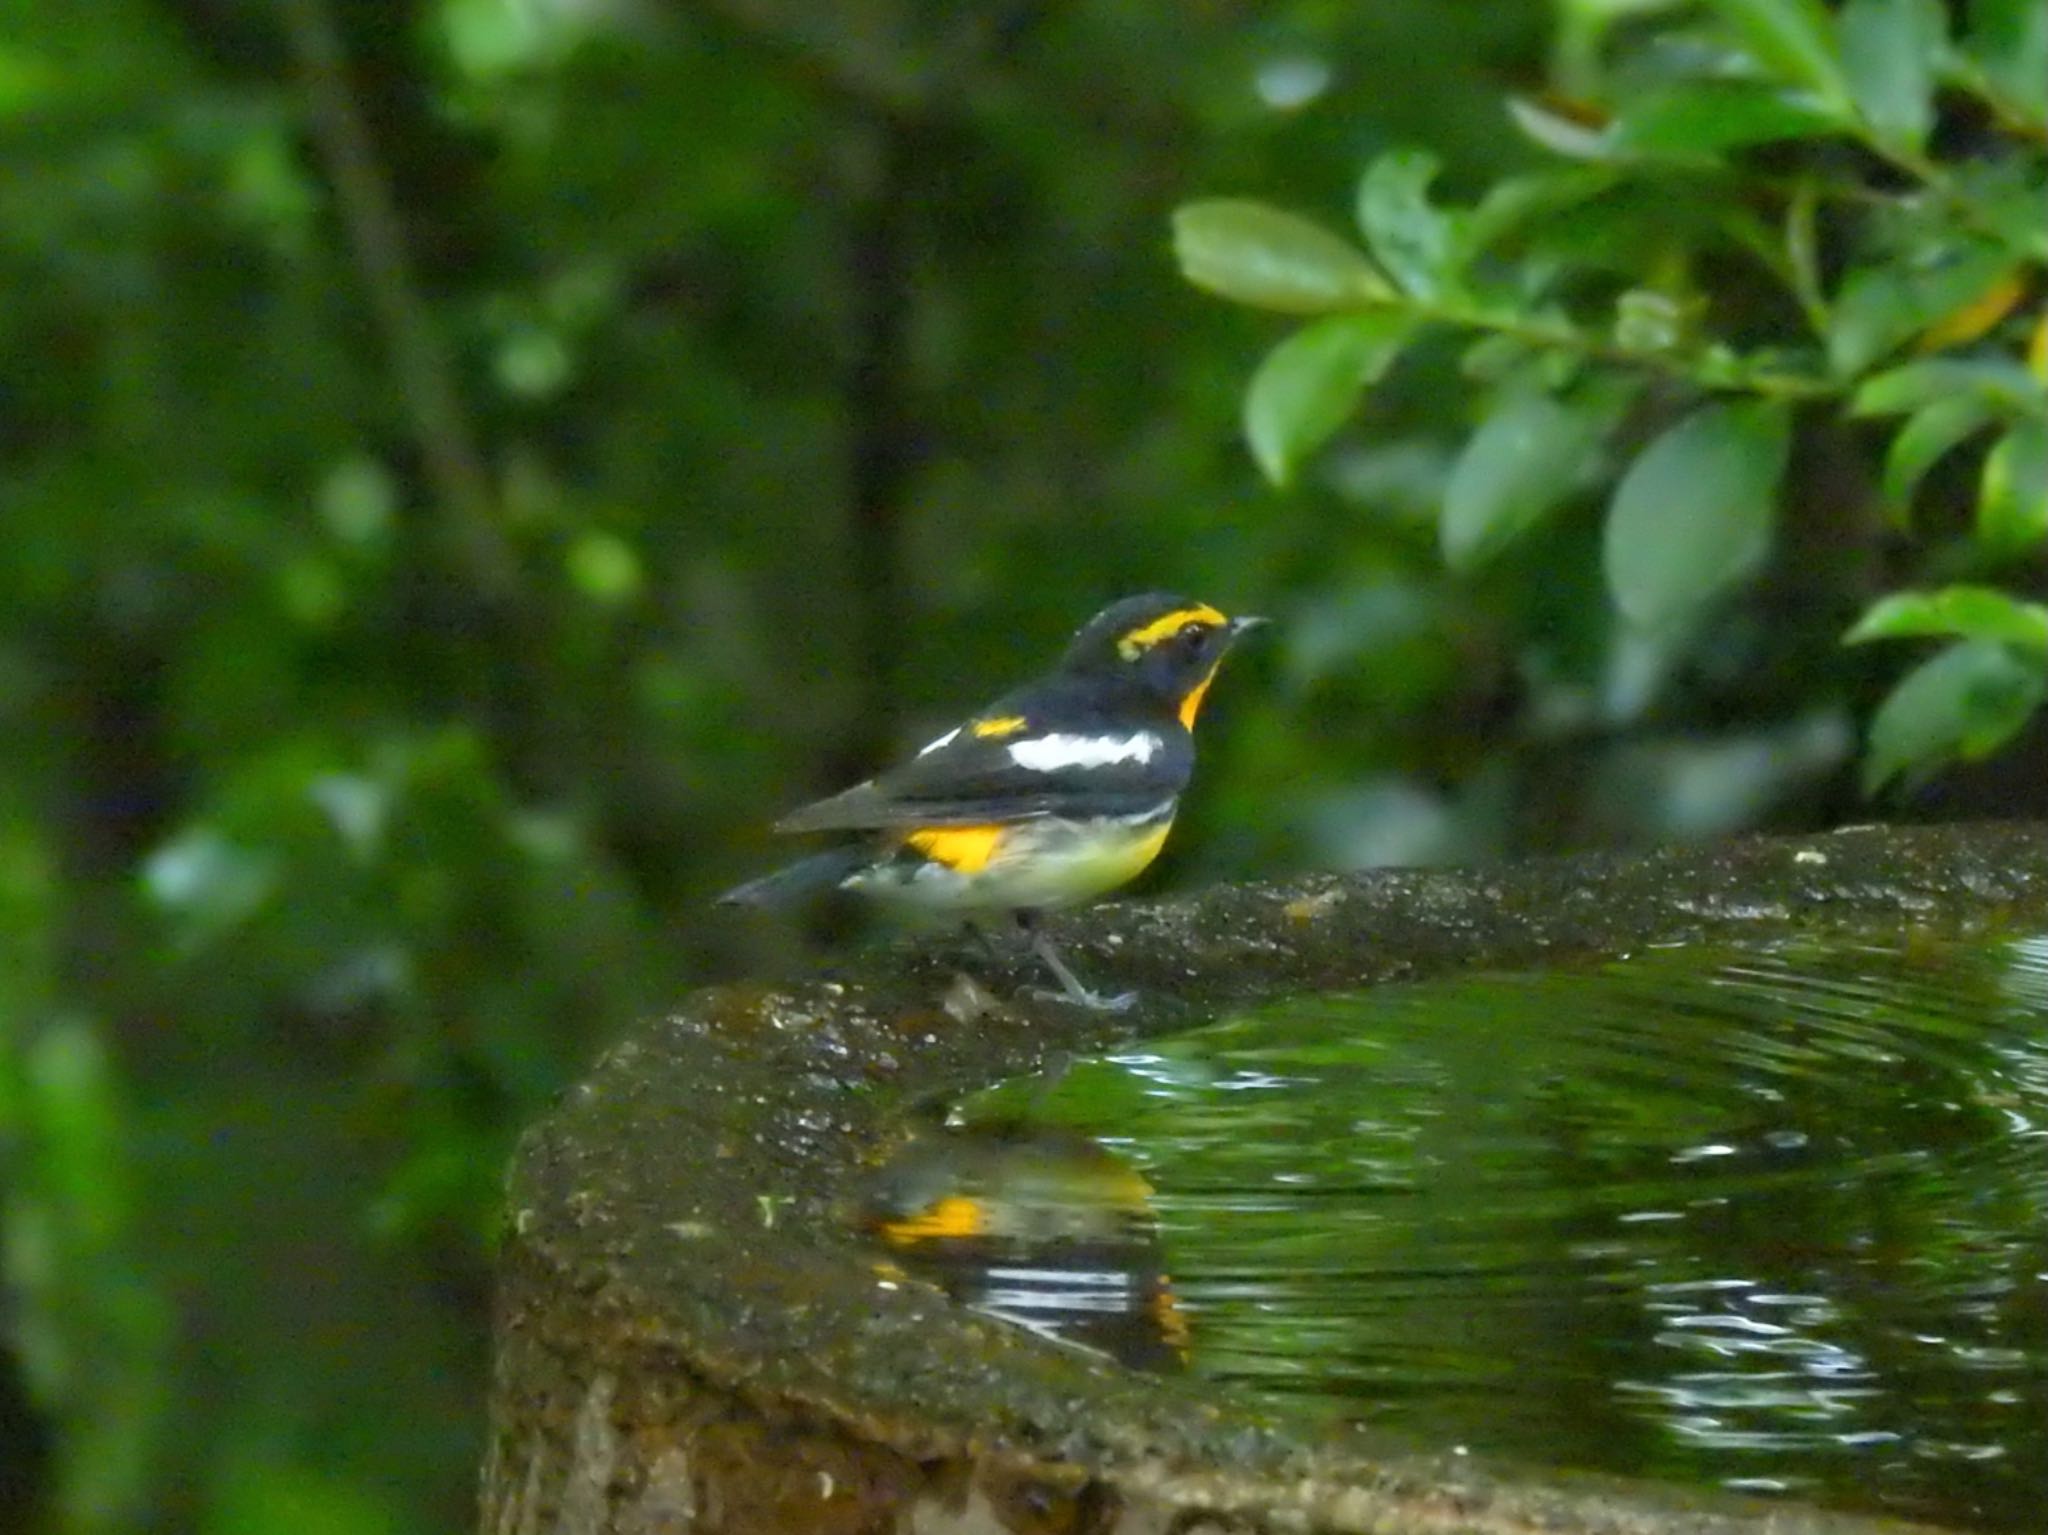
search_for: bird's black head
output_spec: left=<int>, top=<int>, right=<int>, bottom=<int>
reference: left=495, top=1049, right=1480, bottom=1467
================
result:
left=1058, top=592, right=1266, bottom=728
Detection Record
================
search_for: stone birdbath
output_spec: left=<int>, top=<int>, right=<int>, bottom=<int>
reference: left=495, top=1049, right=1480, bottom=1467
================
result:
left=482, top=822, right=2047, bottom=1534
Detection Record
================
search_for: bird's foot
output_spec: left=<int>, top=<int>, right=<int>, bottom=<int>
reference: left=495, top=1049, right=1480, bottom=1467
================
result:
left=1026, top=983, right=1138, bottom=1013
left=1015, top=915, right=1136, bottom=1012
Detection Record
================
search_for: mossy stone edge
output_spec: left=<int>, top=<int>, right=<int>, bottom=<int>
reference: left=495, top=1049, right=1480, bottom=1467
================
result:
left=484, top=822, right=2048, bottom=1534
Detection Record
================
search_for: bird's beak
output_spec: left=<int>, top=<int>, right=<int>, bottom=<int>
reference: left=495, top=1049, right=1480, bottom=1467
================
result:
left=1227, top=614, right=1270, bottom=641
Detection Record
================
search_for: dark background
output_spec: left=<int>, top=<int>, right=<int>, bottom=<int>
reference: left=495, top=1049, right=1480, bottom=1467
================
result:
left=2, top=0, right=2041, bottom=1530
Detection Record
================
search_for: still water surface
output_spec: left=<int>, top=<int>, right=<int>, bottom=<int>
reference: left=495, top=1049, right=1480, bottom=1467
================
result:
left=944, top=935, right=2048, bottom=1532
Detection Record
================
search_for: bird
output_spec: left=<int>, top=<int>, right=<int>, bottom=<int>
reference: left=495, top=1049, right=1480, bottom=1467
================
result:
left=718, top=593, right=1266, bottom=1009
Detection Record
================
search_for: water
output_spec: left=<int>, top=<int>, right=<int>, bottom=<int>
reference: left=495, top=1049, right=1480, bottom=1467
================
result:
left=918, top=935, right=2048, bottom=1532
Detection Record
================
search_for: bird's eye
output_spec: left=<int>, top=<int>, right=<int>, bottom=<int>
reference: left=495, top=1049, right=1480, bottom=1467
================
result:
left=1177, top=621, right=1207, bottom=643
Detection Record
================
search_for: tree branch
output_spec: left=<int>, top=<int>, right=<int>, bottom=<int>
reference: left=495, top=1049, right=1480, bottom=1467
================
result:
left=277, top=0, right=516, bottom=597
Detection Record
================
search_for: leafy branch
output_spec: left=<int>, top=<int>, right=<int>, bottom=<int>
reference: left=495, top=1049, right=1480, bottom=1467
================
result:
left=1175, top=0, right=2048, bottom=795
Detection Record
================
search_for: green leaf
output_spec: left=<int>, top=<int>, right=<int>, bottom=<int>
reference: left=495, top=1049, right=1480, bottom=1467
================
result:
left=1963, top=0, right=2048, bottom=125
left=1851, top=355, right=2046, bottom=416
left=1459, top=333, right=1535, bottom=383
left=1464, top=168, right=1617, bottom=255
left=0, top=813, right=55, bottom=1033
left=1840, top=0, right=1944, bottom=150
left=1505, top=96, right=1613, bottom=160
left=0, top=45, right=63, bottom=118
left=1783, top=176, right=1827, bottom=327
left=11, top=1015, right=172, bottom=1532
left=565, top=530, right=644, bottom=605
left=1828, top=241, right=2018, bottom=376
left=142, top=828, right=282, bottom=953
left=1612, top=81, right=1844, bottom=154
left=23, top=1022, right=128, bottom=1250
left=1603, top=399, right=1792, bottom=626
left=1863, top=638, right=2047, bottom=792
left=1705, top=0, right=1854, bottom=108
left=211, top=1459, right=401, bottom=1535
left=1978, top=416, right=2048, bottom=551
left=1964, top=158, right=2048, bottom=260
left=1846, top=586, right=2048, bottom=651
left=1614, top=289, right=1690, bottom=353
left=1243, top=312, right=1415, bottom=486
left=1174, top=200, right=1393, bottom=315
left=1881, top=395, right=1997, bottom=524
left=1442, top=391, right=1614, bottom=570
left=1355, top=149, right=1460, bottom=299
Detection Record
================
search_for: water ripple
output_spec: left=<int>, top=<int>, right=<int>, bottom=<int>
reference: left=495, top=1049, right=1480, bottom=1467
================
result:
left=989, top=934, right=2048, bottom=1534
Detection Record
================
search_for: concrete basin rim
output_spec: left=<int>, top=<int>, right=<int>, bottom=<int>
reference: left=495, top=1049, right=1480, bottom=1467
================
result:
left=500, top=821, right=2048, bottom=1534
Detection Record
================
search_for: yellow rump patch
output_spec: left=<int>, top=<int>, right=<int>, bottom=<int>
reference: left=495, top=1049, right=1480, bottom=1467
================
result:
left=971, top=715, right=1029, bottom=739
left=1116, top=603, right=1226, bottom=659
left=879, top=1194, right=987, bottom=1244
left=904, top=824, right=1006, bottom=873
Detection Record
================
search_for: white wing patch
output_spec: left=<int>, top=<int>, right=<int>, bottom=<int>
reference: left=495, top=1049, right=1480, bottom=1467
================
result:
left=1006, top=732, right=1161, bottom=772
left=916, top=726, right=961, bottom=756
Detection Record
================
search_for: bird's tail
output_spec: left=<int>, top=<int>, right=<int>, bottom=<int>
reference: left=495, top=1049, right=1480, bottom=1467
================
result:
left=716, top=847, right=870, bottom=909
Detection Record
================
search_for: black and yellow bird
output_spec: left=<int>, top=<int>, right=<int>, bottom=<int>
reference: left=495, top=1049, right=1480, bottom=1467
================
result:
left=719, top=593, right=1265, bottom=1009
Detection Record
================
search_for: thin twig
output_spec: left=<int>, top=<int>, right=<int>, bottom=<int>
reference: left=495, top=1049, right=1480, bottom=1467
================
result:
left=277, top=0, right=515, bottom=596
left=1425, top=300, right=1841, bottom=400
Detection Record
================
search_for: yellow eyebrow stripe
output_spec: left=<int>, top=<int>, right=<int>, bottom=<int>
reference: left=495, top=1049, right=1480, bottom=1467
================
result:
left=970, top=715, right=1028, bottom=738
left=1117, top=604, right=1226, bottom=658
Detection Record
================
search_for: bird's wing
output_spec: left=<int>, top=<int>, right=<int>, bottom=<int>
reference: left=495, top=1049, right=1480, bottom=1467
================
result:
left=774, top=710, right=1189, bottom=834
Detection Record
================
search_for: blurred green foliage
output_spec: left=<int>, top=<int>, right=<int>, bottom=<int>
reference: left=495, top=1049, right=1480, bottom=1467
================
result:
left=0, top=0, right=2041, bottom=1529
left=1177, top=0, right=2048, bottom=799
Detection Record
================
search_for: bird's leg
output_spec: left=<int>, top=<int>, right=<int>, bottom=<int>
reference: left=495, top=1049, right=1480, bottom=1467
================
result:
left=1015, top=909, right=1136, bottom=1013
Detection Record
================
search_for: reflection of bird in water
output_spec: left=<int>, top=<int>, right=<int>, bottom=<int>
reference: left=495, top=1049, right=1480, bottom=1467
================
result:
left=853, top=1122, right=1188, bottom=1372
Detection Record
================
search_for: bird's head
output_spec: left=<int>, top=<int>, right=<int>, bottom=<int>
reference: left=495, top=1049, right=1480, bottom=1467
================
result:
left=1059, top=593, right=1267, bottom=729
